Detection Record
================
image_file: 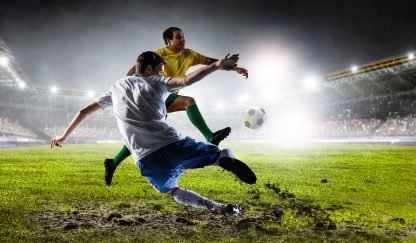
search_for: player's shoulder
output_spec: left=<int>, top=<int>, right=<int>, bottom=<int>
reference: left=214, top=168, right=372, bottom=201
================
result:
left=154, top=47, right=166, bottom=56
left=121, top=75, right=145, bottom=86
left=147, top=75, right=169, bottom=84
left=184, top=48, right=197, bottom=54
left=183, top=48, right=202, bottom=58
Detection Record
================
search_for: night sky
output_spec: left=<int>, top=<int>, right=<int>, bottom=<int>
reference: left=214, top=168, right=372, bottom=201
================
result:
left=1, top=0, right=415, bottom=96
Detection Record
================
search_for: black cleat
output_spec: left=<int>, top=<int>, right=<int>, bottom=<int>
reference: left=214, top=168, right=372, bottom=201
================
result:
left=219, top=157, right=257, bottom=184
left=221, top=204, right=243, bottom=217
left=209, top=127, right=231, bottom=146
left=104, top=159, right=116, bottom=186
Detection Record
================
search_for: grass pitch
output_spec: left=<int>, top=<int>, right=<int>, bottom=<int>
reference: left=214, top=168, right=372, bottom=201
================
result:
left=0, top=142, right=415, bottom=242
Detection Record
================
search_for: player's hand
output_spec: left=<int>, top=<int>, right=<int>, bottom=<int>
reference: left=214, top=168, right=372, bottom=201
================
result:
left=233, top=67, right=248, bottom=79
left=51, top=136, right=65, bottom=148
left=217, top=54, right=239, bottom=71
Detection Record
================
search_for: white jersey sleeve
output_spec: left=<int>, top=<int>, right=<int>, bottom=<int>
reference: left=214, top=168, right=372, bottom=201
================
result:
left=95, top=90, right=113, bottom=109
left=150, top=75, right=172, bottom=84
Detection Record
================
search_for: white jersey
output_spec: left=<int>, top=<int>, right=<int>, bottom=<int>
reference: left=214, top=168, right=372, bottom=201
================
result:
left=95, top=75, right=184, bottom=162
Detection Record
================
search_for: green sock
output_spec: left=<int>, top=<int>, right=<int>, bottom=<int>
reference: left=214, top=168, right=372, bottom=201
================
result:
left=112, top=145, right=131, bottom=168
left=186, top=104, right=213, bottom=141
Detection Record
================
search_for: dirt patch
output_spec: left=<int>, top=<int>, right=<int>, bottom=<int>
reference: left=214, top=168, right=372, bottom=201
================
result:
left=264, top=182, right=296, bottom=199
left=175, top=217, right=196, bottom=226
left=325, top=203, right=346, bottom=211
left=32, top=182, right=409, bottom=240
left=35, top=203, right=288, bottom=234
left=389, top=217, right=406, bottom=224
left=38, top=202, right=319, bottom=233
left=32, top=201, right=410, bottom=242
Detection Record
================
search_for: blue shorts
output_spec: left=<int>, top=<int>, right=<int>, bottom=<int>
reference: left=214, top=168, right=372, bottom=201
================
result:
left=137, top=137, right=220, bottom=193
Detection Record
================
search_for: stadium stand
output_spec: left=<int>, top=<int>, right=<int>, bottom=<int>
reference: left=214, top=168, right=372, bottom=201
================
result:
left=1, top=36, right=416, bottom=144
left=316, top=53, right=416, bottom=119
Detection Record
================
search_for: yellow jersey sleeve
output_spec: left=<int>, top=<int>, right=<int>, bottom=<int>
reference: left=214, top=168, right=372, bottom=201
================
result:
left=154, top=48, right=163, bottom=57
left=188, top=49, right=210, bottom=66
left=153, top=48, right=209, bottom=77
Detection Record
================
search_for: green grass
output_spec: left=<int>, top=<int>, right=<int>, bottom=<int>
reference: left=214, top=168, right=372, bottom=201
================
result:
left=1, top=142, right=415, bottom=242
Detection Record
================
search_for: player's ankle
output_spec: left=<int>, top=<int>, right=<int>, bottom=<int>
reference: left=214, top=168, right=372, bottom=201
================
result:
left=219, top=148, right=236, bottom=159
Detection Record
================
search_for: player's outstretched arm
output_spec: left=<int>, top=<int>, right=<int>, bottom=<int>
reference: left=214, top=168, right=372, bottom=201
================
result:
left=233, top=66, right=248, bottom=79
left=51, top=101, right=102, bottom=148
left=167, top=54, right=239, bottom=91
left=204, top=57, right=248, bottom=79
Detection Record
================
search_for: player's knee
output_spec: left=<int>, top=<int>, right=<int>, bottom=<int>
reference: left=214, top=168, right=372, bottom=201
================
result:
left=184, top=96, right=196, bottom=106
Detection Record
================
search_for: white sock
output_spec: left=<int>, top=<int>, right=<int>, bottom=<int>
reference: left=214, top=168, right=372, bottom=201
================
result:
left=213, top=148, right=237, bottom=166
left=219, top=148, right=236, bottom=159
left=172, top=187, right=224, bottom=211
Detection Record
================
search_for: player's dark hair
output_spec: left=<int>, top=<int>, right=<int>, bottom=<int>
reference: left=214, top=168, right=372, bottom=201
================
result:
left=136, top=51, right=165, bottom=73
left=163, top=27, right=182, bottom=45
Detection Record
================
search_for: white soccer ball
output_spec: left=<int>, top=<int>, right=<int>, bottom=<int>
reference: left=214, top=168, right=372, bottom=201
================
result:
left=242, top=106, right=267, bottom=130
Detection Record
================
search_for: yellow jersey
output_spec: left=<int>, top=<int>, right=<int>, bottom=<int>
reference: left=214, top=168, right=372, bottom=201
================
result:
left=154, top=47, right=209, bottom=77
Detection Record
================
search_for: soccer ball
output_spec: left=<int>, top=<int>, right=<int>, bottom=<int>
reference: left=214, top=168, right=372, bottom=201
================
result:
left=242, top=106, right=267, bottom=130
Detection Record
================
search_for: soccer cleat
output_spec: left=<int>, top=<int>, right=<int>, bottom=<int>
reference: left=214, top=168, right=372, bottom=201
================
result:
left=220, top=204, right=243, bottom=217
left=219, top=157, right=257, bottom=184
left=209, top=127, right=231, bottom=145
left=104, top=159, right=116, bottom=186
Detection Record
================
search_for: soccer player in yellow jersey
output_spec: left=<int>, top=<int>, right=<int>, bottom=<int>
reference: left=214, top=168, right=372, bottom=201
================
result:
left=104, top=27, right=248, bottom=185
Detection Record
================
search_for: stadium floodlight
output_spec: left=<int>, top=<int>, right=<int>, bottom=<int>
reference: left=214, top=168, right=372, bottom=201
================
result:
left=408, top=52, right=415, bottom=60
left=0, top=56, right=9, bottom=66
left=18, top=81, right=26, bottom=89
left=50, top=86, right=58, bottom=94
left=351, top=66, right=358, bottom=73
left=270, top=108, right=316, bottom=140
left=303, top=75, right=319, bottom=91
left=87, top=91, right=95, bottom=97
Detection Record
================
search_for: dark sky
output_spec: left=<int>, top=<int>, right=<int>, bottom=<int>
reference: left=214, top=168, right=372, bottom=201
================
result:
left=1, top=0, right=415, bottom=95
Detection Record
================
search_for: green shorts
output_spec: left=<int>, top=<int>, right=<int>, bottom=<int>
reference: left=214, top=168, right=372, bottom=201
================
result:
left=165, top=93, right=179, bottom=107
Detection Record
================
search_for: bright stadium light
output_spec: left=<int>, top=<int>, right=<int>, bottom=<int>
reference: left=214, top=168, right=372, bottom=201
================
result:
left=248, top=42, right=298, bottom=95
left=251, top=53, right=292, bottom=83
left=351, top=66, right=358, bottom=73
left=303, top=75, right=319, bottom=91
left=269, top=107, right=317, bottom=140
left=18, top=81, right=26, bottom=89
left=408, top=52, right=415, bottom=60
left=0, top=56, right=9, bottom=66
left=87, top=90, right=95, bottom=97
left=50, top=86, right=58, bottom=94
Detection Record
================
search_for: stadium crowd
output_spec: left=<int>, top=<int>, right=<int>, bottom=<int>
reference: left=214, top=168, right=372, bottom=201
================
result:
left=43, top=123, right=121, bottom=141
left=0, top=117, right=36, bottom=137
left=320, top=114, right=416, bottom=137
left=1, top=74, right=416, bottom=142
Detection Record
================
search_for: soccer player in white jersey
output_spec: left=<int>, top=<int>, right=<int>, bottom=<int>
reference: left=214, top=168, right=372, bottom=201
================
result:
left=51, top=51, right=256, bottom=216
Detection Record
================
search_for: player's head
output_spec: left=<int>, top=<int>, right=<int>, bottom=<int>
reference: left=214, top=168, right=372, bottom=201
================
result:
left=163, top=27, right=185, bottom=50
left=136, top=51, right=165, bottom=76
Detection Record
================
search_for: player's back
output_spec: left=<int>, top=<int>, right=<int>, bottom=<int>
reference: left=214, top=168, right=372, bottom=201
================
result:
left=110, top=75, right=183, bottom=161
left=112, top=75, right=167, bottom=122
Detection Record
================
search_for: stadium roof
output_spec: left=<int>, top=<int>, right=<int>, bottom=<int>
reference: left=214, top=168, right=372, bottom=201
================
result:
left=322, top=52, right=416, bottom=86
